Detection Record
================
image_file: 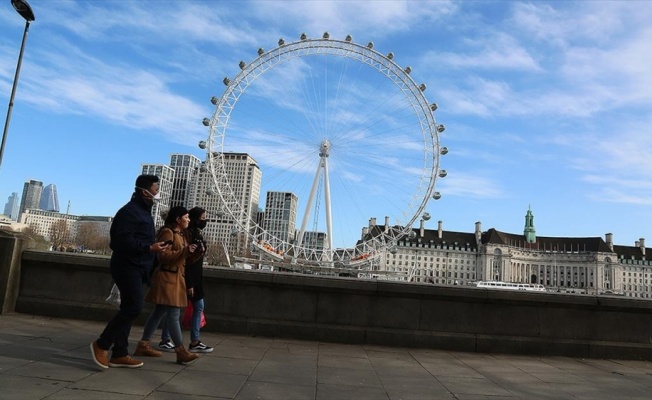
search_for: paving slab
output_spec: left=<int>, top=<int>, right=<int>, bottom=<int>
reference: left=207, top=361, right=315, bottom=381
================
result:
left=1, top=313, right=652, bottom=400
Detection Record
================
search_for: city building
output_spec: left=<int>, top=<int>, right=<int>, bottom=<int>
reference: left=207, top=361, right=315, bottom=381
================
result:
left=39, top=184, right=60, bottom=212
left=18, top=180, right=43, bottom=217
left=262, top=191, right=298, bottom=247
left=3, top=192, right=19, bottom=221
left=19, top=209, right=112, bottom=244
left=188, top=153, right=262, bottom=257
left=140, top=164, right=174, bottom=228
left=169, top=154, right=201, bottom=208
left=366, top=209, right=652, bottom=299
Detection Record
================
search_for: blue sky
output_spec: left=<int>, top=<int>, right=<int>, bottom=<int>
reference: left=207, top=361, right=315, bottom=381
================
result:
left=1, top=0, right=651, bottom=249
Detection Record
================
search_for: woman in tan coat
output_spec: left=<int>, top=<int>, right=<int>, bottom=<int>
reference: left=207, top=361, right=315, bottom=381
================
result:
left=134, top=206, right=199, bottom=364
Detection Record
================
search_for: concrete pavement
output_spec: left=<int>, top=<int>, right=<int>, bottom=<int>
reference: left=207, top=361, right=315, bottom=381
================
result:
left=1, top=313, right=652, bottom=399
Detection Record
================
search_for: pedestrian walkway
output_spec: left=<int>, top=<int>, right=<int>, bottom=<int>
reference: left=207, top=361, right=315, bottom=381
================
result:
left=1, top=313, right=652, bottom=399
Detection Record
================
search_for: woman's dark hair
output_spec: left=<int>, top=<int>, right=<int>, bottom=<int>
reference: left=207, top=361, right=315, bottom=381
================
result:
left=164, top=206, right=189, bottom=227
left=188, top=207, right=206, bottom=222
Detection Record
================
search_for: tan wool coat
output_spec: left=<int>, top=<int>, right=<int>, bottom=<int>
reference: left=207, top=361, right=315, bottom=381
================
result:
left=145, top=227, right=189, bottom=308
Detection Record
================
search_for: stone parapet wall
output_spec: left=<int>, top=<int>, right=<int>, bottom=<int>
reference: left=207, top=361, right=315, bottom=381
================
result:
left=10, top=247, right=652, bottom=360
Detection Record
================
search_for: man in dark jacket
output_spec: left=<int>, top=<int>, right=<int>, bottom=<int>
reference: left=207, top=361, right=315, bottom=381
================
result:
left=90, top=174, right=170, bottom=369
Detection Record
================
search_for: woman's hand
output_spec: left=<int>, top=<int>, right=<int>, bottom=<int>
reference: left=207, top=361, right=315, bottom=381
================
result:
left=188, top=244, right=198, bottom=253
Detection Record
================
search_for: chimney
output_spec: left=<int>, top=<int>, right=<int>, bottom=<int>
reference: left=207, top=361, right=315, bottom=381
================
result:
left=605, top=233, right=613, bottom=252
left=475, top=221, right=482, bottom=244
left=437, top=220, right=443, bottom=239
left=385, top=216, right=390, bottom=233
left=369, top=217, right=376, bottom=227
left=640, top=238, right=646, bottom=256
left=420, top=218, right=424, bottom=238
left=361, top=227, right=369, bottom=237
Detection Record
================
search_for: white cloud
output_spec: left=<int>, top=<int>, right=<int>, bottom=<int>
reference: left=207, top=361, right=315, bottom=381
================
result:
left=437, top=172, right=504, bottom=199
left=251, top=0, right=457, bottom=39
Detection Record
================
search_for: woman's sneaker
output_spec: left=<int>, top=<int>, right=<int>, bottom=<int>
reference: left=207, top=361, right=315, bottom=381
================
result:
left=158, top=340, right=175, bottom=353
left=189, top=341, right=214, bottom=353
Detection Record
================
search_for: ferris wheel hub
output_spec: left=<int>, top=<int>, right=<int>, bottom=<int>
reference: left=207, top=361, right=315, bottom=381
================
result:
left=319, top=140, right=331, bottom=157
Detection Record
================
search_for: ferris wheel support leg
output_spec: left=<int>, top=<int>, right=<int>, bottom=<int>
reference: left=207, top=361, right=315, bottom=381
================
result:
left=297, top=157, right=323, bottom=256
left=322, top=157, right=333, bottom=259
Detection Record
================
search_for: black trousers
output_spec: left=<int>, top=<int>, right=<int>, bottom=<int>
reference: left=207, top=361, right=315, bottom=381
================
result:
left=97, top=268, right=144, bottom=358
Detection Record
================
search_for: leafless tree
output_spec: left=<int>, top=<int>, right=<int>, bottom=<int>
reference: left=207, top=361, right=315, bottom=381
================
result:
left=49, top=219, right=70, bottom=251
left=204, top=240, right=230, bottom=267
left=76, top=222, right=98, bottom=251
left=20, top=224, right=50, bottom=250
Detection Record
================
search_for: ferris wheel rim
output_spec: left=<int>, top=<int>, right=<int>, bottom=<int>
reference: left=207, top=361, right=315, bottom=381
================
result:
left=205, top=34, right=442, bottom=266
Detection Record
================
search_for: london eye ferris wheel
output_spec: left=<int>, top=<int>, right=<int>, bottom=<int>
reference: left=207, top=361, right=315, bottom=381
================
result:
left=200, top=32, right=447, bottom=270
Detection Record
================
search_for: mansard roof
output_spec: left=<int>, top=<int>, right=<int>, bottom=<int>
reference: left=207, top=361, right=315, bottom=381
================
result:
left=612, top=244, right=652, bottom=262
left=482, top=228, right=613, bottom=253
left=364, top=224, right=648, bottom=259
left=365, top=225, right=478, bottom=250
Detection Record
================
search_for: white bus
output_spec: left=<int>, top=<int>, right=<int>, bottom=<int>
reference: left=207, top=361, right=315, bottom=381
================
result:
left=477, top=281, right=546, bottom=292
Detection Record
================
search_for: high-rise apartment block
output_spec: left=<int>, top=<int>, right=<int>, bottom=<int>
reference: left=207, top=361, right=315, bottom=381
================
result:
left=263, top=191, right=298, bottom=247
left=39, top=184, right=60, bottom=212
left=188, top=153, right=262, bottom=256
left=169, top=154, right=201, bottom=208
left=3, top=192, right=20, bottom=221
left=140, top=164, right=174, bottom=228
left=19, top=180, right=43, bottom=217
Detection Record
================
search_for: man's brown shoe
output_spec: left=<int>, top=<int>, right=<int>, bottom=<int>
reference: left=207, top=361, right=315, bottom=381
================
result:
left=134, top=340, right=162, bottom=357
left=109, top=355, right=144, bottom=368
left=90, top=341, right=109, bottom=369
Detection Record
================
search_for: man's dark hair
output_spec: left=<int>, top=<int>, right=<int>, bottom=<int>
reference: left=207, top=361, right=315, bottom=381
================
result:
left=134, top=174, right=159, bottom=191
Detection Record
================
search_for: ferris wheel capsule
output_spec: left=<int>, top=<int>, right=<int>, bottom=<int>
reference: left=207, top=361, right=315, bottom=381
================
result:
left=433, top=192, right=442, bottom=200
left=438, top=170, right=447, bottom=178
left=387, top=52, right=394, bottom=60
left=423, top=212, right=431, bottom=221
left=210, top=96, right=219, bottom=105
left=345, top=35, right=352, bottom=42
left=202, top=118, right=210, bottom=126
left=408, top=230, right=417, bottom=239
left=223, top=77, right=230, bottom=86
left=404, top=66, right=412, bottom=74
left=440, top=147, right=448, bottom=155
left=300, top=33, right=307, bottom=40
left=257, top=48, right=264, bottom=56
left=198, top=140, right=207, bottom=149
left=323, top=32, right=330, bottom=39
left=278, top=38, right=285, bottom=46
left=367, top=42, right=374, bottom=49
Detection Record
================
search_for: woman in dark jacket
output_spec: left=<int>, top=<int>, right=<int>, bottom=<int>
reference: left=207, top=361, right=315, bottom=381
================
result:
left=159, top=207, right=213, bottom=353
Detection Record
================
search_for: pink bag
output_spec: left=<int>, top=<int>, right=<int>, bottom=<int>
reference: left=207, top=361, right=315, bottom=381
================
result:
left=181, top=302, right=206, bottom=329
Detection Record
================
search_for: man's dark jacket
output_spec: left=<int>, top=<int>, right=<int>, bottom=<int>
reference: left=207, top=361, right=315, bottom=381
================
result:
left=109, top=193, right=156, bottom=280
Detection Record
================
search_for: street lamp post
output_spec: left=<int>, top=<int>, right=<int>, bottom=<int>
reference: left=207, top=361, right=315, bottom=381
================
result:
left=0, top=0, right=36, bottom=174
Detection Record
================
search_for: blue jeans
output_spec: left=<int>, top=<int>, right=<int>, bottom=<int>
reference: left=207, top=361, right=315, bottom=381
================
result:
left=141, top=305, right=183, bottom=347
left=161, top=298, right=204, bottom=342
